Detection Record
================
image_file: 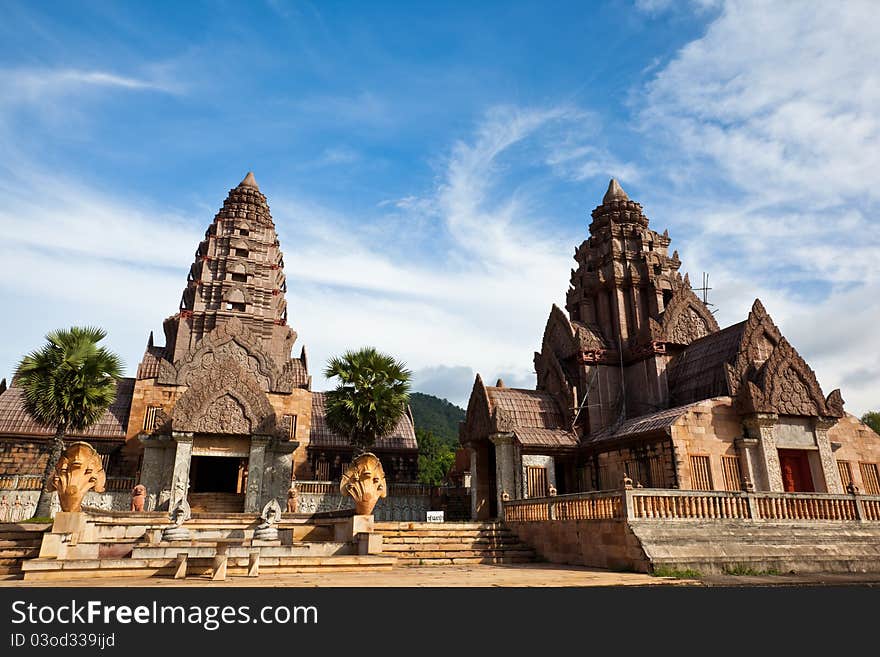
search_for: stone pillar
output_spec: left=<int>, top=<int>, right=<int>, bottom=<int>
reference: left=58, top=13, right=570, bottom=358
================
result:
left=814, top=418, right=843, bottom=494
left=490, top=433, right=520, bottom=518
left=170, top=432, right=194, bottom=509
left=139, top=434, right=175, bottom=510
left=264, top=440, right=298, bottom=508
left=469, top=446, right=479, bottom=520
left=734, top=437, right=759, bottom=491
left=744, top=413, right=782, bottom=492
left=245, top=435, right=270, bottom=512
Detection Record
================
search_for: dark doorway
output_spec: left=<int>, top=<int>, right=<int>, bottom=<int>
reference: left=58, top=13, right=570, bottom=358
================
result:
left=778, top=449, right=815, bottom=492
left=190, top=456, right=243, bottom=493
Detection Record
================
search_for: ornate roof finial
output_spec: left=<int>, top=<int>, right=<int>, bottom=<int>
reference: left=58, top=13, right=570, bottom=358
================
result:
left=603, top=178, right=629, bottom=204
left=238, top=171, right=260, bottom=191
left=495, top=378, right=505, bottom=388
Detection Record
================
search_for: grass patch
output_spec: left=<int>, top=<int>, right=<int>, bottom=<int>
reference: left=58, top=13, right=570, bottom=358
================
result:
left=20, top=517, right=52, bottom=524
left=651, top=566, right=702, bottom=579
left=722, top=565, right=780, bottom=576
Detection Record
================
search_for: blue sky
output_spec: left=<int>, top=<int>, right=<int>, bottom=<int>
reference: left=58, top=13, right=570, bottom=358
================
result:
left=1, top=1, right=878, bottom=414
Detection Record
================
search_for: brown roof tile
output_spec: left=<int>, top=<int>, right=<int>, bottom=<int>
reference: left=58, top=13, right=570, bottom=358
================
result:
left=0, top=379, right=134, bottom=440
left=486, top=387, right=568, bottom=430
left=514, top=428, right=579, bottom=448
left=668, top=321, right=747, bottom=406
left=308, top=392, right=417, bottom=450
left=584, top=402, right=704, bottom=445
left=137, top=346, right=167, bottom=379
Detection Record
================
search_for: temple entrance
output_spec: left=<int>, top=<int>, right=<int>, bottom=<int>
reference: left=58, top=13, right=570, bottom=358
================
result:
left=188, top=456, right=247, bottom=513
left=779, top=449, right=815, bottom=493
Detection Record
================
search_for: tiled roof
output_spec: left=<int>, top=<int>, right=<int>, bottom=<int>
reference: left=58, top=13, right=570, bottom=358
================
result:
left=514, top=428, right=579, bottom=448
left=584, top=402, right=703, bottom=445
left=0, top=379, right=135, bottom=440
left=284, top=359, right=310, bottom=388
left=137, top=346, right=167, bottom=379
left=486, top=387, right=568, bottom=430
left=308, top=392, right=417, bottom=450
left=668, top=321, right=747, bottom=406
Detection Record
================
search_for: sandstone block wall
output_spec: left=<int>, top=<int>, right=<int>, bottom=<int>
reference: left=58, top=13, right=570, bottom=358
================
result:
left=506, top=519, right=650, bottom=572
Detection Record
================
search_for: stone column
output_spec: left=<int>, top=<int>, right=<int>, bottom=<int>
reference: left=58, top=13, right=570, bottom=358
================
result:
left=734, top=437, right=759, bottom=491
left=814, top=418, right=843, bottom=494
left=264, top=440, right=298, bottom=507
left=744, top=413, right=782, bottom=492
left=469, top=446, right=479, bottom=520
left=170, top=432, right=194, bottom=509
left=245, top=435, right=270, bottom=512
left=490, top=433, right=520, bottom=518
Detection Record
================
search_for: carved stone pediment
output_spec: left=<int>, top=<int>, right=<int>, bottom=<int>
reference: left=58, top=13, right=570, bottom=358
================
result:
left=659, top=285, right=719, bottom=346
left=158, top=316, right=281, bottom=392
left=171, top=357, right=277, bottom=435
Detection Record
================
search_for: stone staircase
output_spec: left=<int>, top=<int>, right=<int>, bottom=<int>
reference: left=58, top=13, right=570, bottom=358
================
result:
left=631, top=520, right=880, bottom=575
left=0, top=523, right=50, bottom=579
left=376, top=521, right=536, bottom=565
left=188, top=493, right=244, bottom=514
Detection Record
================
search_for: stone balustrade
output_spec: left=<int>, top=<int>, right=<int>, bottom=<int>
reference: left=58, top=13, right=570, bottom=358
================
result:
left=0, top=475, right=43, bottom=490
left=503, top=488, right=880, bottom=523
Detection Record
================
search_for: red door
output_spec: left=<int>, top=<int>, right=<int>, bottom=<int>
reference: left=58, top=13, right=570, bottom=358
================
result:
left=778, top=449, right=815, bottom=492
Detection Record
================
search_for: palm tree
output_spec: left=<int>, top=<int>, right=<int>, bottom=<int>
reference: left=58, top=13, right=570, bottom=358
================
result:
left=323, top=347, right=412, bottom=456
left=15, top=327, right=122, bottom=518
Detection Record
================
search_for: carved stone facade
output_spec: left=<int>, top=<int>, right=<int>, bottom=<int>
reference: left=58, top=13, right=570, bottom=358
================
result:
left=461, top=179, right=880, bottom=517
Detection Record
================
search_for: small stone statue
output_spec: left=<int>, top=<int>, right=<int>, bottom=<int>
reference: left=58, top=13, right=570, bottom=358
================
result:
left=501, top=490, right=510, bottom=502
left=286, top=479, right=299, bottom=514
left=622, top=473, right=633, bottom=490
left=12, top=495, right=24, bottom=522
left=548, top=485, right=558, bottom=496
left=846, top=481, right=860, bottom=495
left=0, top=495, right=9, bottom=522
left=254, top=499, right=282, bottom=541
left=130, top=484, right=147, bottom=512
left=162, top=497, right=192, bottom=541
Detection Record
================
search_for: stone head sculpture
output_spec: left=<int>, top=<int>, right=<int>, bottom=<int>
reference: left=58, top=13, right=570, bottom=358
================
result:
left=52, top=441, right=106, bottom=512
left=339, top=452, right=387, bottom=515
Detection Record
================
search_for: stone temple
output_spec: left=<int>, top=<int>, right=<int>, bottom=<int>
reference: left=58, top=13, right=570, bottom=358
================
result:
left=0, top=173, right=419, bottom=516
left=460, top=179, right=880, bottom=519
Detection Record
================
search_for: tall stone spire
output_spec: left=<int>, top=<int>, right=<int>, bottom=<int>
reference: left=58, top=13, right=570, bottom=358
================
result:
left=602, top=178, right=628, bottom=203
left=163, top=172, right=297, bottom=367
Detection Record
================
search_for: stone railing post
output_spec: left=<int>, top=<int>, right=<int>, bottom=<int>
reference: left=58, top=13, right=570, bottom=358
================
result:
left=852, top=490, right=865, bottom=522
left=621, top=475, right=635, bottom=520
left=744, top=491, right=760, bottom=520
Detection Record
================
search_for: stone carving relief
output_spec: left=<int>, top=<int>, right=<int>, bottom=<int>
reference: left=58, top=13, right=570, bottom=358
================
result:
left=194, top=394, right=251, bottom=435
left=660, top=286, right=719, bottom=346
left=52, top=442, right=107, bottom=512
left=171, top=357, right=277, bottom=434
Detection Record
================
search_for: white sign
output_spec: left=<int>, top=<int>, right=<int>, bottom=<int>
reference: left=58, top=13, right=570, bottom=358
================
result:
left=426, top=511, right=444, bottom=523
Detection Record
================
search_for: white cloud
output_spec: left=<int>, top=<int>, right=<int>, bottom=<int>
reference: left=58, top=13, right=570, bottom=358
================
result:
left=637, top=0, right=880, bottom=414
left=0, top=67, right=180, bottom=105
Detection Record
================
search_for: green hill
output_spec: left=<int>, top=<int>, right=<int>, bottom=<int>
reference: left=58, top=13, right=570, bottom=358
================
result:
left=409, top=392, right=465, bottom=447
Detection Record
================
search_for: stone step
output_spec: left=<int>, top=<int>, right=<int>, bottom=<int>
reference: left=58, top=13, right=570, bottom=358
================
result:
left=0, top=539, right=41, bottom=548
left=0, top=548, right=39, bottom=559
left=389, top=549, right=536, bottom=560
left=383, top=541, right=529, bottom=551
left=375, top=522, right=507, bottom=531
left=397, top=556, right=535, bottom=566
left=21, top=555, right=396, bottom=581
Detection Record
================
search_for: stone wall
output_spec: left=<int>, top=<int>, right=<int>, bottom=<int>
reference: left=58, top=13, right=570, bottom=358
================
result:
left=296, top=490, right=431, bottom=522
left=506, top=519, right=650, bottom=572
left=0, top=438, right=51, bottom=476
left=828, top=414, right=880, bottom=493
left=670, top=398, right=744, bottom=490
left=0, top=490, right=130, bottom=521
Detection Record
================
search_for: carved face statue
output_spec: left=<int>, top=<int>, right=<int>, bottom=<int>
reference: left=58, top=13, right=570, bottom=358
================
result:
left=52, top=442, right=106, bottom=512
left=339, top=453, right=387, bottom=516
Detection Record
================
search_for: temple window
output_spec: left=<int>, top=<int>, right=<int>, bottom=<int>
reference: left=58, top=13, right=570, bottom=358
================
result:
left=235, top=248, right=249, bottom=257
left=690, top=455, right=713, bottom=490
left=231, top=272, right=247, bottom=282
left=226, top=302, right=246, bottom=312
left=525, top=466, right=549, bottom=497
left=283, top=414, right=297, bottom=440
left=859, top=462, right=880, bottom=495
left=239, top=229, right=249, bottom=236
left=143, top=405, right=162, bottom=431
left=721, top=455, right=743, bottom=491
left=837, top=460, right=853, bottom=489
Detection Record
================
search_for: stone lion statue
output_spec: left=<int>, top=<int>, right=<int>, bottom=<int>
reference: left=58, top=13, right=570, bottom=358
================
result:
left=340, top=452, right=387, bottom=515
left=52, top=441, right=106, bottom=512
left=130, top=484, right=147, bottom=512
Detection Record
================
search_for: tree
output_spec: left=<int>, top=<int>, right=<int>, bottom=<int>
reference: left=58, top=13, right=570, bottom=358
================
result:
left=862, top=411, right=880, bottom=436
left=416, top=429, right=455, bottom=486
left=323, top=347, right=411, bottom=456
left=15, top=327, right=122, bottom=518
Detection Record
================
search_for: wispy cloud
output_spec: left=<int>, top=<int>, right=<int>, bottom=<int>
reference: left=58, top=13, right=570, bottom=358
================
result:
left=0, top=67, right=181, bottom=104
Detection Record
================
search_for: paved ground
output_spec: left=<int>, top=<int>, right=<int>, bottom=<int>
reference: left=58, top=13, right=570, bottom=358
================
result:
left=2, top=564, right=690, bottom=587
left=5, top=565, right=880, bottom=588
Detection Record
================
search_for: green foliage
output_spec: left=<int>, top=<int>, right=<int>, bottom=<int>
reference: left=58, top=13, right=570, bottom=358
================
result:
left=323, top=347, right=411, bottom=452
left=409, top=392, right=465, bottom=447
left=417, top=428, right=455, bottom=486
left=16, top=326, right=123, bottom=434
left=722, top=565, right=780, bottom=576
left=861, top=411, right=880, bottom=436
left=651, top=567, right=702, bottom=579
